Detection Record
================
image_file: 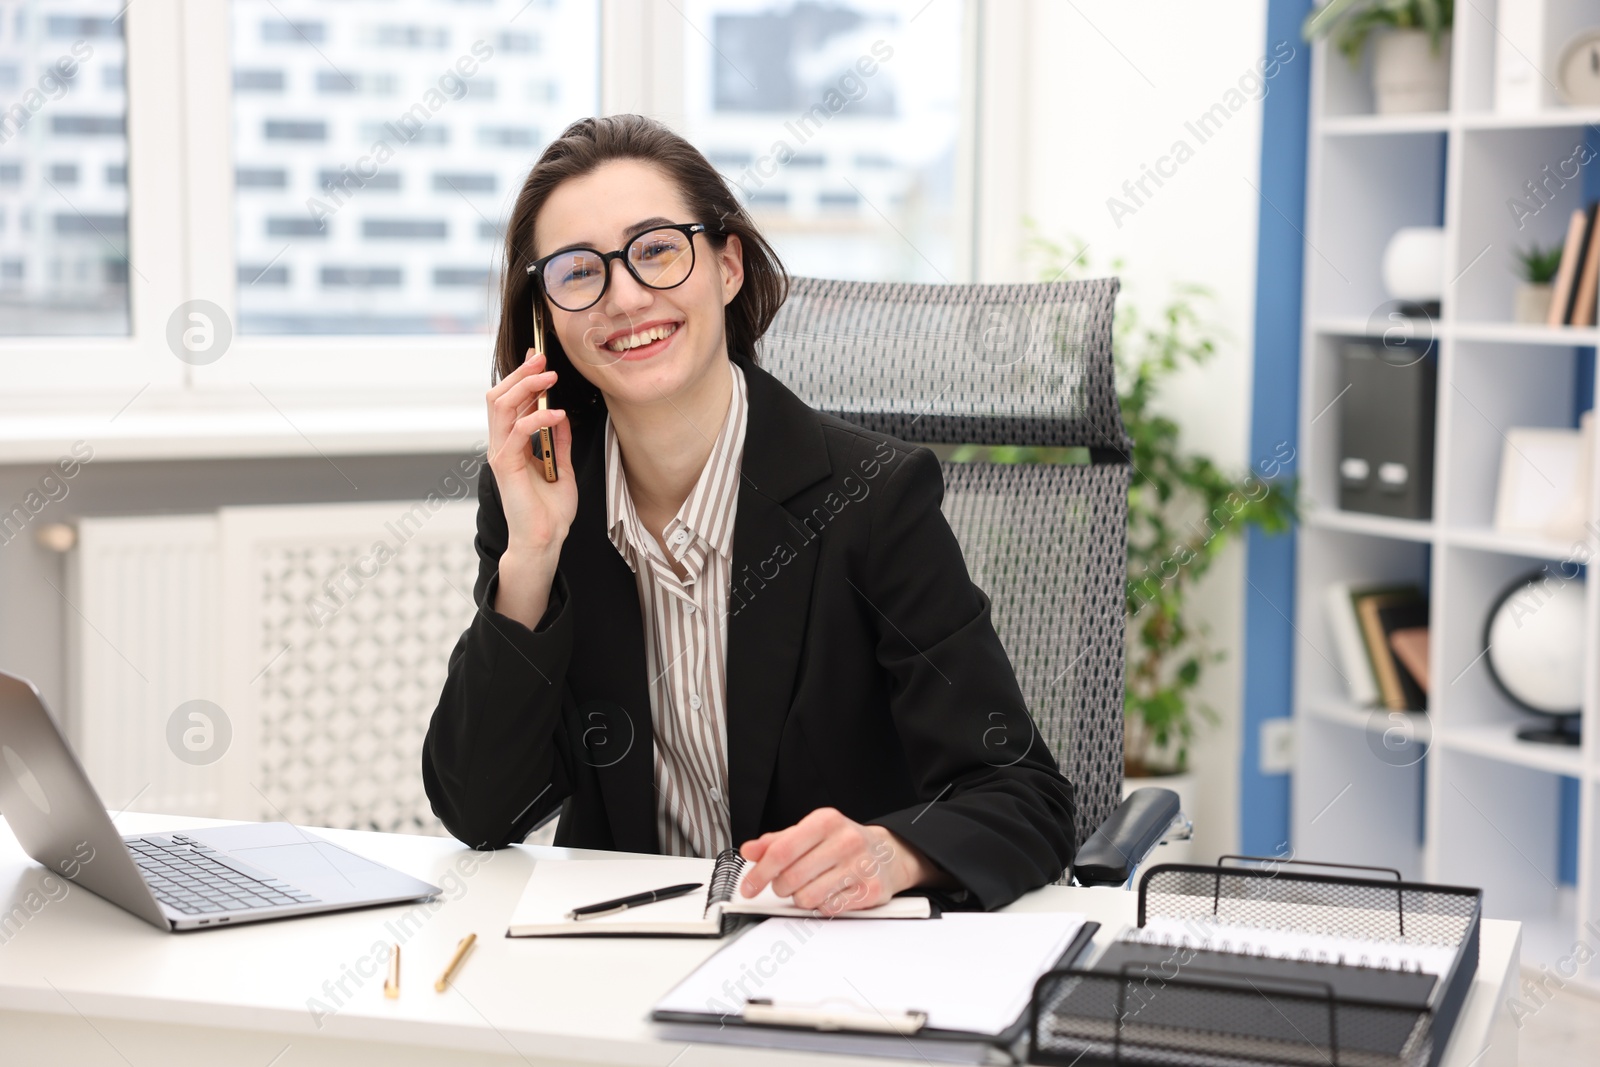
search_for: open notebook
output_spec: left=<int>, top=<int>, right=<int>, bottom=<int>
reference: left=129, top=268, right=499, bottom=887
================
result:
left=507, top=848, right=934, bottom=937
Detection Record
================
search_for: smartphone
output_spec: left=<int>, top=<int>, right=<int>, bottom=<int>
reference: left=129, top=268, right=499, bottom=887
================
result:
left=530, top=303, right=558, bottom=483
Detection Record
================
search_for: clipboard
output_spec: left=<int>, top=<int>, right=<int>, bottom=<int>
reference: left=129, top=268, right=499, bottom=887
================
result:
left=652, top=916, right=1100, bottom=1065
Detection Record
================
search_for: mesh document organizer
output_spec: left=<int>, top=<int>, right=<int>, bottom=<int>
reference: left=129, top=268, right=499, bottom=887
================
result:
left=759, top=276, right=1131, bottom=852
left=1027, top=861, right=1483, bottom=1067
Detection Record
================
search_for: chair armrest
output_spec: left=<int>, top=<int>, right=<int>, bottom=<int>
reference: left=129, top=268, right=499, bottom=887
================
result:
left=1071, top=787, right=1182, bottom=887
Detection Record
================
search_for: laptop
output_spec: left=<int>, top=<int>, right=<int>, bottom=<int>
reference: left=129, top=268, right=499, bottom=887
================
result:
left=0, top=670, right=440, bottom=931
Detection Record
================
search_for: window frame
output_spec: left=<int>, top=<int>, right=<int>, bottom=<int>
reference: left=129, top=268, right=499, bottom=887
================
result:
left=0, top=0, right=187, bottom=397
left=1, top=0, right=1017, bottom=416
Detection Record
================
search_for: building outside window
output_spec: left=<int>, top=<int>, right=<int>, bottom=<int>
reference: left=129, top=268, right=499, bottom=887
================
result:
left=0, top=0, right=130, bottom=336
left=679, top=0, right=963, bottom=283
left=229, top=0, right=599, bottom=336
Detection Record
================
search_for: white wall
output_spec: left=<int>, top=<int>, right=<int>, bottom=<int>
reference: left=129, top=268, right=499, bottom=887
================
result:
left=1014, top=0, right=1278, bottom=861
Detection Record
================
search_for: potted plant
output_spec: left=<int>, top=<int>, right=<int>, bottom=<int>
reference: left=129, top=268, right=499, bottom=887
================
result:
left=955, top=228, right=1299, bottom=856
left=1512, top=244, right=1562, bottom=325
left=1304, top=0, right=1454, bottom=114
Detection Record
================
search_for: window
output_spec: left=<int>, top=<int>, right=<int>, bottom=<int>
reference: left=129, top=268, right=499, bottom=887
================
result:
left=0, top=0, right=129, bottom=335
left=319, top=169, right=400, bottom=193
left=237, top=166, right=288, bottom=189
left=679, top=0, right=963, bottom=283
left=2, top=0, right=994, bottom=395
left=261, top=19, right=325, bottom=45
left=229, top=0, right=599, bottom=335
left=236, top=68, right=285, bottom=92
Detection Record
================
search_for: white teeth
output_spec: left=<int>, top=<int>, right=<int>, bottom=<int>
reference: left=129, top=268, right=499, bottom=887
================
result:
left=606, top=322, right=677, bottom=352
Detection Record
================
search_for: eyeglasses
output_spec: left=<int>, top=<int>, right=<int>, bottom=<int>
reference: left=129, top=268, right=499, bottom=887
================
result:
left=525, top=222, right=712, bottom=313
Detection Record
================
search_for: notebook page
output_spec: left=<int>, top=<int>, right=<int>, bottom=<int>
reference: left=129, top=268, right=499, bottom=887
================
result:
left=508, top=856, right=714, bottom=931
left=1128, top=916, right=1458, bottom=976
left=654, top=912, right=1087, bottom=1035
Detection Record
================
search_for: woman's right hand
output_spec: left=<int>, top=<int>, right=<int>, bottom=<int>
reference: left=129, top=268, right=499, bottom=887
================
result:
left=485, top=348, right=578, bottom=628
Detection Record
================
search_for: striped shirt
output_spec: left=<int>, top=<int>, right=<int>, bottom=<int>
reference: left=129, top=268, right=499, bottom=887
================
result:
left=603, top=359, right=748, bottom=858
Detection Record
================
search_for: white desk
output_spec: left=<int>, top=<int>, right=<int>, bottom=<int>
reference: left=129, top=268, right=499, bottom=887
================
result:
left=0, top=813, right=1521, bottom=1067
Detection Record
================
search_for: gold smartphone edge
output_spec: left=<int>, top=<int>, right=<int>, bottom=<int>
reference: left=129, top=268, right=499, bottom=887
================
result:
left=532, top=299, right=558, bottom=484
left=536, top=392, right=557, bottom=483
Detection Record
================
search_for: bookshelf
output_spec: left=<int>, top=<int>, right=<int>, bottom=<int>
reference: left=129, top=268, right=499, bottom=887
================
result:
left=1293, top=2, right=1600, bottom=989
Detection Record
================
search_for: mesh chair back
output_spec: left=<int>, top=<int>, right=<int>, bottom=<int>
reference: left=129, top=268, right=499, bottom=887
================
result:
left=759, top=276, right=1130, bottom=851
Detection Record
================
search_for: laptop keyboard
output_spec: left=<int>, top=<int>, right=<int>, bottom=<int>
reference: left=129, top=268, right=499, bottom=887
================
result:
left=124, top=833, right=321, bottom=915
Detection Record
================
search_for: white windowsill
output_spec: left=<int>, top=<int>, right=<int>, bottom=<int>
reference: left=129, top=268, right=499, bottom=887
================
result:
left=0, top=391, right=487, bottom=465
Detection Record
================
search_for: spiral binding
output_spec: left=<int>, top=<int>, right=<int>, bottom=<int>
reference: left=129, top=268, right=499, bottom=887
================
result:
left=1120, top=924, right=1438, bottom=974
left=706, top=847, right=747, bottom=909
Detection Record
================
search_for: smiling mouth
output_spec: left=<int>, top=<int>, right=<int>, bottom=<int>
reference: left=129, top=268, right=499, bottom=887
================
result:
left=605, top=322, right=680, bottom=354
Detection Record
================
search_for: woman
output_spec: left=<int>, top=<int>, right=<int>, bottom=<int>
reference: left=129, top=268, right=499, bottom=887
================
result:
left=423, top=114, right=1075, bottom=914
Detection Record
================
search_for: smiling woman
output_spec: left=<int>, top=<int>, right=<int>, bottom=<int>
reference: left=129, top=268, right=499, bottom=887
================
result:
left=423, top=114, right=1077, bottom=915
left=493, top=115, right=788, bottom=425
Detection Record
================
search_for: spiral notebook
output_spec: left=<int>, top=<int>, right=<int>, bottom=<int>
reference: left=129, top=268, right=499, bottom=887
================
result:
left=1122, top=916, right=1459, bottom=976
left=507, top=848, right=934, bottom=937
left=1095, top=918, right=1447, bottom=1009
left=1031, top=860, right=1480, bottom=1067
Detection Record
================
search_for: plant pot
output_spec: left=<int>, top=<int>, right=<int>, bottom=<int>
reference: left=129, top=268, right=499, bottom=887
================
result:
left=1122, top=768, right=1196, bottom=866
left=1372, top=28, right=1451, bottom=114
left=1513, top=282, right=1554, bottom=325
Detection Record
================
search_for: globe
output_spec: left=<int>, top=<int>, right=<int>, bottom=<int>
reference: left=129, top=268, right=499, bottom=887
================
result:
left=1484, top=571, right=1587, bottom=745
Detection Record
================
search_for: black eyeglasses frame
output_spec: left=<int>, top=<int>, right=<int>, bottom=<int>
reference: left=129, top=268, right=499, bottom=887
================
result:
left=524, top=221, right=713, bottom=312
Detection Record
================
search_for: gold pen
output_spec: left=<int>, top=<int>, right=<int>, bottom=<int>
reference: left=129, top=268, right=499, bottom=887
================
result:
left=435, top=933, right=478, bottom=993
left=384, top=943, right=401, bottom=999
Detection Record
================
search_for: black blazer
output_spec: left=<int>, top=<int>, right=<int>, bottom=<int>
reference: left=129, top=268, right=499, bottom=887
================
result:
left=422, top=357, right=1076, bottom=910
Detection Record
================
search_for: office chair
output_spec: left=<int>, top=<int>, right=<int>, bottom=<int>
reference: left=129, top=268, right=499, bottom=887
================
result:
left=760, top=275, right=1190, bottom=888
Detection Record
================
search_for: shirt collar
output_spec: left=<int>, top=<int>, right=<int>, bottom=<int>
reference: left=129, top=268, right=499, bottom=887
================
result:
left=605, top=360, right=748, bottom=571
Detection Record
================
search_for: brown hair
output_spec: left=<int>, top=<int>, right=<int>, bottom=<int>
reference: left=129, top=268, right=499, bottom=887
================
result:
left=492, top=114, right=789, bottom=425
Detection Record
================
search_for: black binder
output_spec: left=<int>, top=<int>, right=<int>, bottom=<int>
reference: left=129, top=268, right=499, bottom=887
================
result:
left=1338, top=342, right=1437, bottom=520
left=1028, top=858, right=1482, bottom=1067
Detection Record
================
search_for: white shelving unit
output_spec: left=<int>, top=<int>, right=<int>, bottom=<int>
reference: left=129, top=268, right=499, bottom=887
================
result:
left=1293, top=1, right=1600, bottom=989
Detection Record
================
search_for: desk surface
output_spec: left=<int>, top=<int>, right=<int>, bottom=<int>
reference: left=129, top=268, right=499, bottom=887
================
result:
left=0, top=813, right=1520, bottom=1067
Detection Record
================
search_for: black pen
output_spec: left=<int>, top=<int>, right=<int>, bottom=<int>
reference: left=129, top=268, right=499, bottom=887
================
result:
left=566, top=882, right=703, bottom=921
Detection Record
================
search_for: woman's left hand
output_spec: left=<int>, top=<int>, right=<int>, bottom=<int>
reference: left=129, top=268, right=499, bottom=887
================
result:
left=737, top=807, right=945, bottom=916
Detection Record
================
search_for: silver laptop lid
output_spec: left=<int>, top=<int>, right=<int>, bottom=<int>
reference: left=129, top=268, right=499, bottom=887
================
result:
left=0, top=670, right=168, bottom=928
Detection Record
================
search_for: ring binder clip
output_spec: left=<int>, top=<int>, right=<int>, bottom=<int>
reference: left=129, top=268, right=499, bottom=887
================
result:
left=742, top=998, right=929, bottom=1035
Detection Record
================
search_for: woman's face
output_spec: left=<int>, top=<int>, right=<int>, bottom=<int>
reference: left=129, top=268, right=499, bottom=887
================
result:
left=532, top=159, right=744, bottom=412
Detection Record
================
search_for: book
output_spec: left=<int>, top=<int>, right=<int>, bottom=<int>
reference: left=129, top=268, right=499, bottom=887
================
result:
left=507, top=849, right=934, bottom=937
left=1355, top=590, right=1409, bottom=711
left=1353, top=587, right=1428, bottom=712
left=1548, top=208, right=1589, bottom=326
left=1376, top=601, right=1429, bottom=710
left=1388, top=626, right=1430, bottom=694
left=652, top=912, right=1097, bottom=1063
left=1327, top=581, right=1420, bottom=705
left=1573, top=201, right=1600, bottom=326
left=1325, top=580, right=1380, bottom=705
left=1495, top=1, right=1547, bottom=113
